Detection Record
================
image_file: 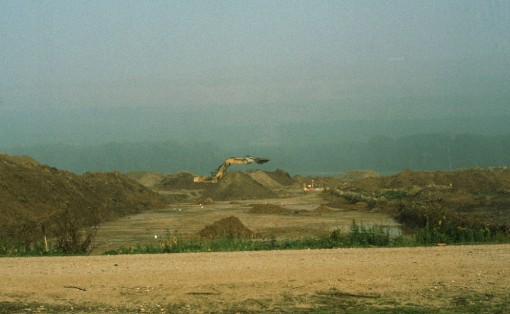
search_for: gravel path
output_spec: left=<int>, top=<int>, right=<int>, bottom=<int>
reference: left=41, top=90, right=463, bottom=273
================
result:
left=1, top=244, right=509, bottom=312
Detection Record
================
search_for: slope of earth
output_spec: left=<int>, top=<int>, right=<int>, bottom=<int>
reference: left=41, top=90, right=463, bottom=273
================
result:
left=1, top=244, right=509, bottom=313
left=337, top=169, right=380, bottom=181
left=247, top=170, right=282, bottom=189
left=200, top=171, right=277, bottom=201
left=198, top=216, right=254, bottom=239
left=265, top=168, right=294, bottom=186
left=124, top=171, right=165, bottom=188
left=154, top=172, right=206, bottom=191
left=331, top=167, right=510, bottom=232
left=0, top=154, right=165, bottom=244
left=347, top=167, right=510, bottom=193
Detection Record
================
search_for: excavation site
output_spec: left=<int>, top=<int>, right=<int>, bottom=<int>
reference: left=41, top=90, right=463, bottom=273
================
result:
left=1, top=153, right=509, bottom=313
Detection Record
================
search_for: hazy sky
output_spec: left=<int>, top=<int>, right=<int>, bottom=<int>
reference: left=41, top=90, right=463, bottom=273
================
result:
left=1, top=0, right=510, bottom=144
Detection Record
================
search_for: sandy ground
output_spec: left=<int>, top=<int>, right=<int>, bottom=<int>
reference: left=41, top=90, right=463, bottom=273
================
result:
left=90, top=192, right=400, bottom=255
left=1, top=244, right=509, bottom=313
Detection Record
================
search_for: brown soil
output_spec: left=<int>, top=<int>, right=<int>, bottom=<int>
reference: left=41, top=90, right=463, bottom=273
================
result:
left=90, top=193, right=399, bottom=253
left=0, top=154, right=163, bottom=224
left=247, top=170, right=282, bottom=189
left=198, top=216, right=254, bottom=239
left=313, top=204, right=337, bottom=213
left=124, top=171, right=165, bottom=188
left=348, top=167, right=510, bottom=193
left=200, top=171, right=277, bottom=201
left=156, top=172, right=206, bottom=190
left=337, top=169, right=380, bottom=181
left=2, top=153, right=510, bottom=311
left=334, top=167, right=510, bottom=227
left=3, top=153, right=509, bottom=244
left=265, top=168, right=294, bottom=186
left=1, top=245, right=509, bottom=313
left=248, top=203, right=293, bottom=215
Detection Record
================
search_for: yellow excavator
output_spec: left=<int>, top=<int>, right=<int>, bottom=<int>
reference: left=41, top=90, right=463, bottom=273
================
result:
left=193, top=156, right=269, bottom=183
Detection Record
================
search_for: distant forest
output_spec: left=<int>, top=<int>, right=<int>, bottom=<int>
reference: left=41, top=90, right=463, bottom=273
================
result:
left=4, top=132, right=510, bottom=176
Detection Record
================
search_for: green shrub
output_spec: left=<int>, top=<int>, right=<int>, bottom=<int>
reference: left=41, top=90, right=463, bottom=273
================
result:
left=383, top=190, right=408, bottom=200
left=347, top=220, right=391, bottom=246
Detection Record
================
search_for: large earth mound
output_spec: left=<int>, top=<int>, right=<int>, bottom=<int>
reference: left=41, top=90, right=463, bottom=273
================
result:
left=155, top=172, right=206, bottom=190
left=337, top=169, right=380, bottom=181
left=0, top=153, right=165, bottom=238
left=265, top=169, right=294, bottom=186
left=200, top=171, right=276, bottom=201
left=350, top=167, right=510, bottom=193
left=329, top=167, right=510, bottom=232
left=125, top=171, right=165, bottom=188
left=198, top=216, right=254, bottom=239
left=248, top=171, right=282, bottom=189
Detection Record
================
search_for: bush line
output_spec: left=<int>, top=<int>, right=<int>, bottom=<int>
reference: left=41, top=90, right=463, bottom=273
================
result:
left=102, top=220, right=509, bottom=256
left=2, top=220, right=508, bottom=257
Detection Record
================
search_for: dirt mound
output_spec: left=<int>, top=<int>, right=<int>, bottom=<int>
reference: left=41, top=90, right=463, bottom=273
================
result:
left=265, top=169, right=294, bottom=186
left=350, top=168, right=510, bottom=193
left=200, top=171, right=276, bottom=201
left=125, top=171, right=165, bottom=188
left=248, top=171, right=282, bottom=189
left=330, top=167, right=510, bottom=232
left=337, top=169, right=379, bottom=181
left=0, top=153, right=165, bottom=245
left=313, top=205, right=337, bottom=213
left=248, top=203, right=293, bottom=215
left=80, top=172, right=166, bottom=219
left=198, top=216, right=254, bottom=239
left=324, top=196, right=351, bottom=209
left=155, top=172, right=205, bottom=190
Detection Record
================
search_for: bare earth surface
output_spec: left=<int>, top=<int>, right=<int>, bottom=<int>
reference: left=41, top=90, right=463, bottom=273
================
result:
left=2, top=162, right=510, bottom=312
left=1, top=244, right=509, bottom=313
left=90, top=192, right=400, bottom=255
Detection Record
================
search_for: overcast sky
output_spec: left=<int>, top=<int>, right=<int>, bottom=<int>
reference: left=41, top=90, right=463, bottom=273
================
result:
left=1, top=1, right=509, bottom=133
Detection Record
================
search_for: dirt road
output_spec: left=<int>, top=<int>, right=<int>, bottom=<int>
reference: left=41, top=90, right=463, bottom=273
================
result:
left=1, top=244, right=509, bottom=313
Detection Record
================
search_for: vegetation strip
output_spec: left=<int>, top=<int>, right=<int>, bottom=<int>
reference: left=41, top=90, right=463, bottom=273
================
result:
left=102, top=219, right=509, bottom=256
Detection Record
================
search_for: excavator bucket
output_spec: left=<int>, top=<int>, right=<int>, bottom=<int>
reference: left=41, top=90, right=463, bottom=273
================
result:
left=253, top=157, right=269, bottom=164
left=193, top=156, right=269, bottom=183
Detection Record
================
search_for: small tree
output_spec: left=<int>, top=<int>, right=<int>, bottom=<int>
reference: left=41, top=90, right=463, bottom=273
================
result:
left=50, top=207, right=99, bottom=254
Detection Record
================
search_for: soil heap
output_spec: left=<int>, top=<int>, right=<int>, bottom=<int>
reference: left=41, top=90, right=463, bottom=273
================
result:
left=337, top=169, right=380, bottom=181
left=200, top=171, right=276, bottom=201
left=198, top=216, right=254, bottom=239
left=125, top=171, right=165, bottom=188
left=155, top=172, right=206, bottom=190
left=0, top=153, right=165, bottom=236
left=265, top=169, right=294, bottom=186
left=331, top=167, right=510, bottom=233
left=248, top=171, right=282, bottom=189
left=313, top=205, right=337, bottom=213
left=349, top=168, right=510, bottom=193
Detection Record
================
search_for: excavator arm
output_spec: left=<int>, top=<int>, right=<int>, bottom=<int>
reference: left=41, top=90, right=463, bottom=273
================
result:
left=194, top=156, right=269, bottom=183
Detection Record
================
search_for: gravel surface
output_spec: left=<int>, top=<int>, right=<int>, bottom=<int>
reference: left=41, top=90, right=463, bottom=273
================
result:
left=1, top=244, right=509, bottom=312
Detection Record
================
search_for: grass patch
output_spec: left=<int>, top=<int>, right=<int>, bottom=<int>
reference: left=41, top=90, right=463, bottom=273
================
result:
left=103, top=218, right=510, bottom=256
left=3, top=219, right=509, bottom=257
left=382, top=190, right=408, bottom=200
left=104, top=221, right=407, bottom=255
left=2, top=293, right=509, bottom=314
